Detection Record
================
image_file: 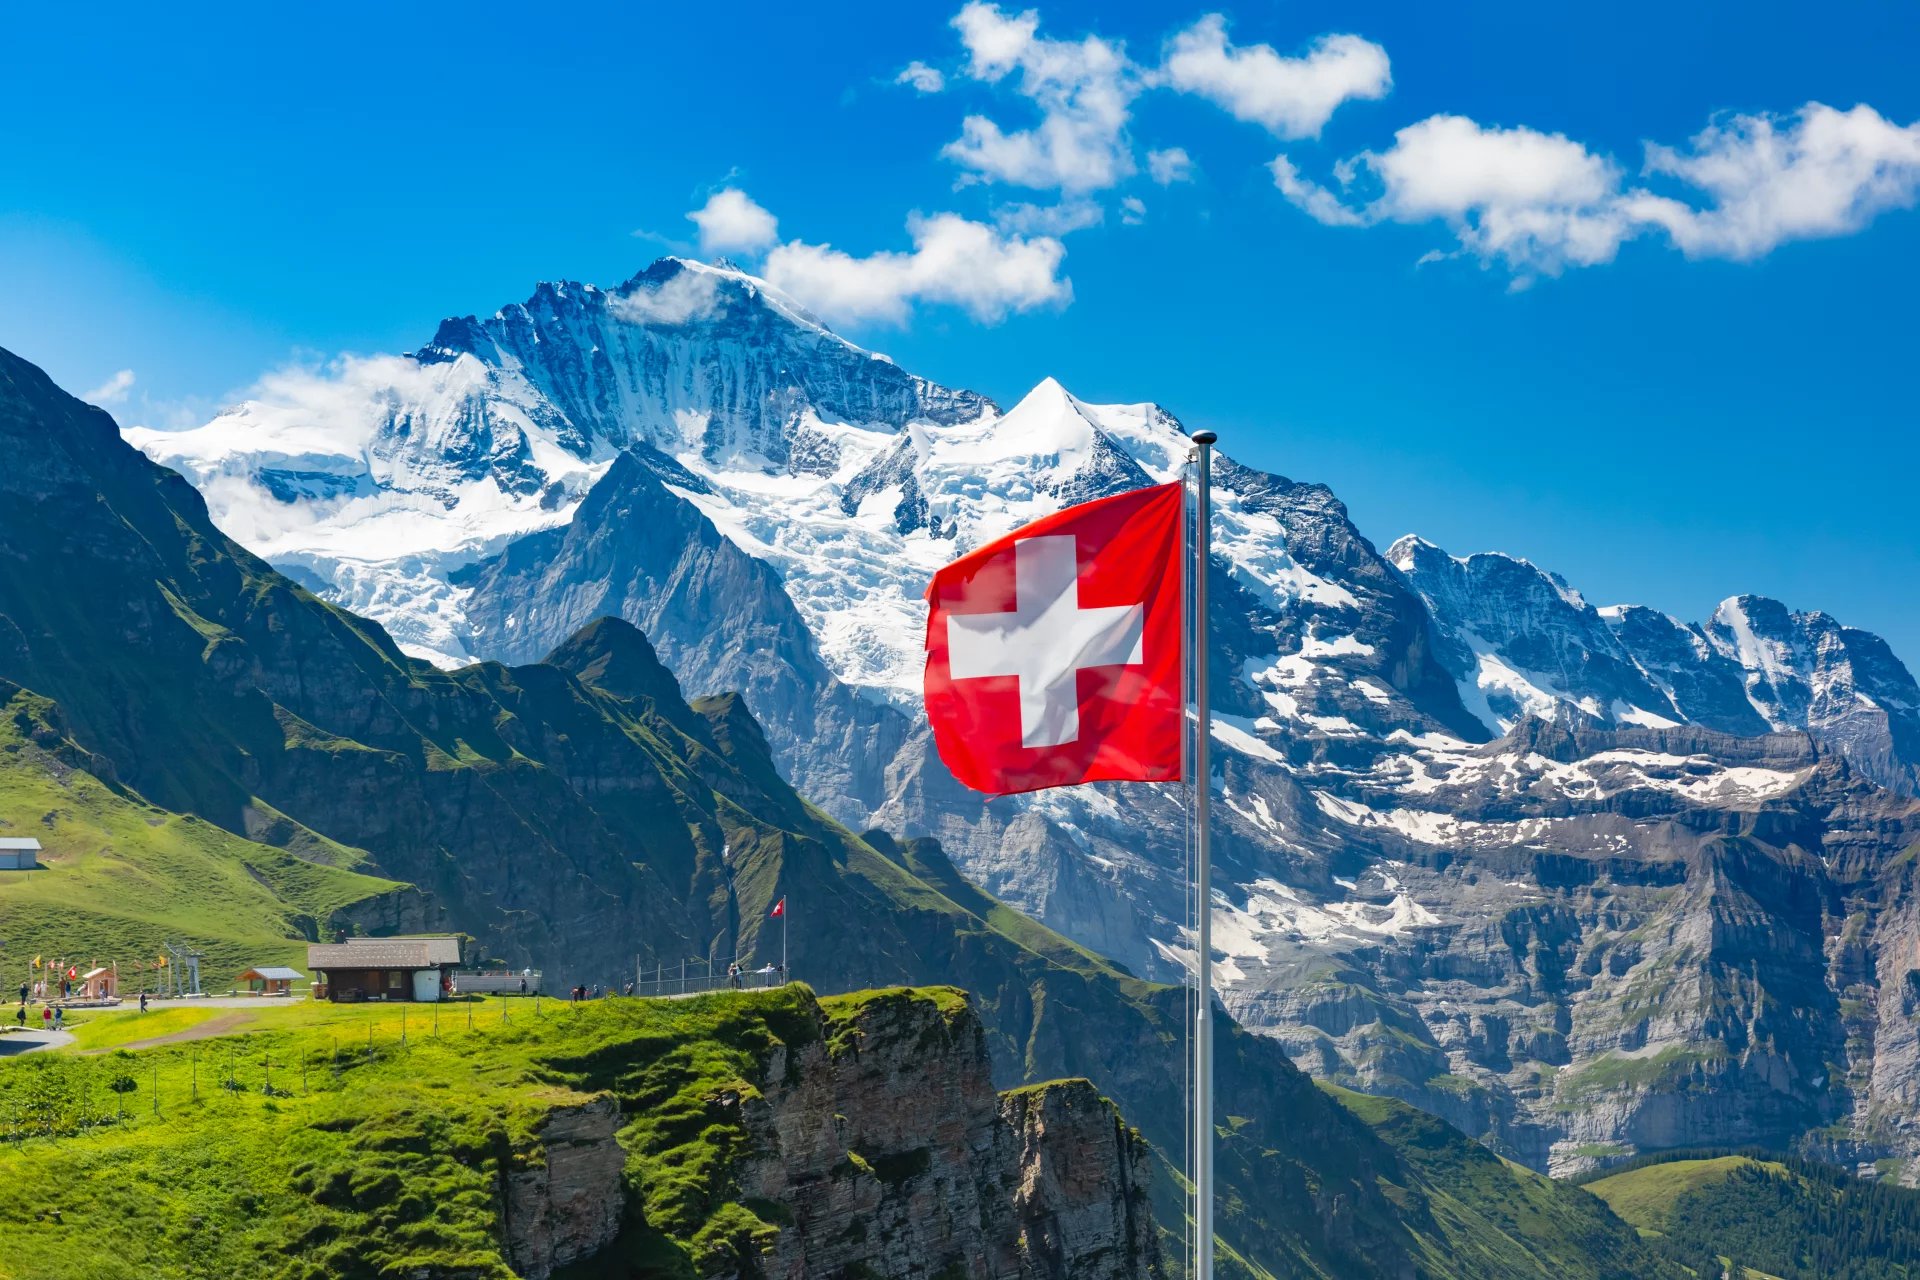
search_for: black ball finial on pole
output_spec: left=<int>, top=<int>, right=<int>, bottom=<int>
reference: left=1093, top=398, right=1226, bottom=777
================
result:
left=1191, top=430, right=1217, bottom=445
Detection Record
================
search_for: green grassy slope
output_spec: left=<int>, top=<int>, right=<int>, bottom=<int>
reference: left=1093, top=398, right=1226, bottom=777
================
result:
left=1581, top=1152, right=1920, bottom=1278
left=1326, top=1086, right=1682, bottom=1280
left=0, top=688, right=403, bottom=986
left=0, top=988, right=909, bottom=1279
left=1585, top=1156, right=1787, bottom=1234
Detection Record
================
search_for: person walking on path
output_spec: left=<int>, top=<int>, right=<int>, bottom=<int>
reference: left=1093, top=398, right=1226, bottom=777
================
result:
left=40, top=1006, right=50, bottom=1030
left=13, top=1006, right=22, bottom=1029
left=139, top=992, right=148, bottom=1013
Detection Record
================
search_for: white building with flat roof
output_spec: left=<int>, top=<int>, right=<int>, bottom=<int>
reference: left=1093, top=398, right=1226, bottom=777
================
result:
left=0, top=838, right=41, bottom=870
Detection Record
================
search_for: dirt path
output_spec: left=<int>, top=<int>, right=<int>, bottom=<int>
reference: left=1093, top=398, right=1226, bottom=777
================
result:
left=81, top=1012, right=248, bottom=1054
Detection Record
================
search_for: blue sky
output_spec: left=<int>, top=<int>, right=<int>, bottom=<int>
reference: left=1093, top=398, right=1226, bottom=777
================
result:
left=3, top=1, right=1918, bottom=661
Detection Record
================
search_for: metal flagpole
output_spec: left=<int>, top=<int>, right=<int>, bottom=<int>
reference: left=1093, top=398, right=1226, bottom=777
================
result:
left=1191, top=428, right=1217, bottom=1280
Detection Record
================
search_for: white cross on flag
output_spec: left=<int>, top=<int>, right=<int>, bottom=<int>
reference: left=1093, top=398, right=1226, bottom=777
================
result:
left=923, top=482, right=1185, bottom=795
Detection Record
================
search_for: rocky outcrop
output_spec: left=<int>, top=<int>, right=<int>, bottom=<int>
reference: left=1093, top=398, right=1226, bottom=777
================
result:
left=732, top=990, right=1162, bottom=1280
left=504, top=1095, right=625, bottom=1280
left=997, top=1081, right=1160, bottom=1280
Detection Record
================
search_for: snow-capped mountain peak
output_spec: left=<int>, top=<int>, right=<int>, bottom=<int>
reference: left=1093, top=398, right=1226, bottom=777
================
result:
left=1399, top=547, right=1920, bottom=790
left=125, top=256, right=995, bottom=662
left=123, top=259, right=1920, bottom=803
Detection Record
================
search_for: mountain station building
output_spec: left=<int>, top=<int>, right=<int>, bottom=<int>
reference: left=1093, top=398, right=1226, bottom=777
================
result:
left=307, top=936, right=462, bottom=1002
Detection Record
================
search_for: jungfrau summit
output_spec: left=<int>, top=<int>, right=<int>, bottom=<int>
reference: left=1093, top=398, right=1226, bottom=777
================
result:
left=132, top=256, right=1920, bottom=1176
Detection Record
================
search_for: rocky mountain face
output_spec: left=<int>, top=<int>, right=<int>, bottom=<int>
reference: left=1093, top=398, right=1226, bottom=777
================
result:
left=114, top=264, right=1920, bottom=1183
left=450, top=446, right=909, bottom=815
left=508, top=990, right=1163, bottom=1280
left=127, top=258, right=993, bottom=664
left=1392, top=537, right=1920, bottom=793
left=739, top=989, right=1162, bottom=1280
left=4, top=341, right=1685, bottom=1278
left=503, top=1096, right=627, bottom=1279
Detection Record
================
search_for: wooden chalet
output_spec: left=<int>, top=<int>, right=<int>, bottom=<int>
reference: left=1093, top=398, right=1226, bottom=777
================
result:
left=307, top=936, right=461, bottom=1003
left=239, top=966, right=303, bottom=996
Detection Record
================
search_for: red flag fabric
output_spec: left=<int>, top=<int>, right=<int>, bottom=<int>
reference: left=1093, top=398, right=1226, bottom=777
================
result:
left=924, top=481, right=1185, bottom=796
left=769, top=897, right=786, bottom=918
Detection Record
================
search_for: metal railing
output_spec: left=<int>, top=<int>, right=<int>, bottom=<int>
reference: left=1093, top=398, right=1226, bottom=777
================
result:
left=625, top=963, right=788, bottom=999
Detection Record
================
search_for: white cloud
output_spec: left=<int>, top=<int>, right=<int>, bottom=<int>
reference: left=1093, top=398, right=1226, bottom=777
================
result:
left=1272, top=102, right=1920, bottom=281
left=992, top=199, right=1106, bottom=234
left=1147, top=146, right=1194, bottom=184
left=941, top=2, right=1140, bottom=192
left=1354, top=115, right=1634, bottom=276
left=1163, top=16, right=1390, bottom=140
left=1357, top=115, right=1619, bottom=217
left=1271, top=116, right=1638, bottom=278
left=687, top=188, right=780, bottom=255
left=83, top=368, right=136, bottom=406
left=1269, top=155, right=1366, bottom=227
left=1631, top=103, right=1920, bottom=260
left=928, top=7, right=1395, bottom=193
left=897, top=60, right=946, bottom=93
left=612, top=268, right=726, bottom=326
left=763, top=211, right=1070, bottom=325
left=1120, top=195, right=1146, bottom=225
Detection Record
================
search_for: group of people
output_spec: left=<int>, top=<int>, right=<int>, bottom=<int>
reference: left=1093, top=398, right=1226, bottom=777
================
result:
left=13, top=980, right=151, bottom=1031
left=727, top=961, right=786, bottom=988
left=557, top=964, right=790, bottom=1001
left=13, top=1004, right=64, bottom=1031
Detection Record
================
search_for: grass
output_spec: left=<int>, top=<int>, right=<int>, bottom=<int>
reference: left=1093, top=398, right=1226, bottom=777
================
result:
left=1321, top=1084, right=1683, bottom=1280
left=0, top=990, right=871, bottom=1274
left=0, top=697, right=402, bottom=990
left=0, top=985, right=977, bottom=1279
left=1555, top=1044, right=1729, bottom=1108
left=1584, top=1157, right=1790, bottom=1234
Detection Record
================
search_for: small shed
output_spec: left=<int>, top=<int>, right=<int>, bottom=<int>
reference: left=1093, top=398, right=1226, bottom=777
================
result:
left=78, top=967, right=116, bottom=1000
left=0, top=838, right=41, bottom=871
left=308, top=936, right=462, bottom=1002
left=240, top=966, right=303, bottom=997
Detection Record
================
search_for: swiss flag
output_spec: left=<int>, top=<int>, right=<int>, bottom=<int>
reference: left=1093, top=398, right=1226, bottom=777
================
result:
left=769, top=897, right=786, bottom=918
left=924, top=482, right=1185, bottom=796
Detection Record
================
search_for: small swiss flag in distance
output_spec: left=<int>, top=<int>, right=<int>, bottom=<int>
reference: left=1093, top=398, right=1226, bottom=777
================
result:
left=923, top=482, right=1185, bottom=796
left=769, top=897, right=786, bottom=918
